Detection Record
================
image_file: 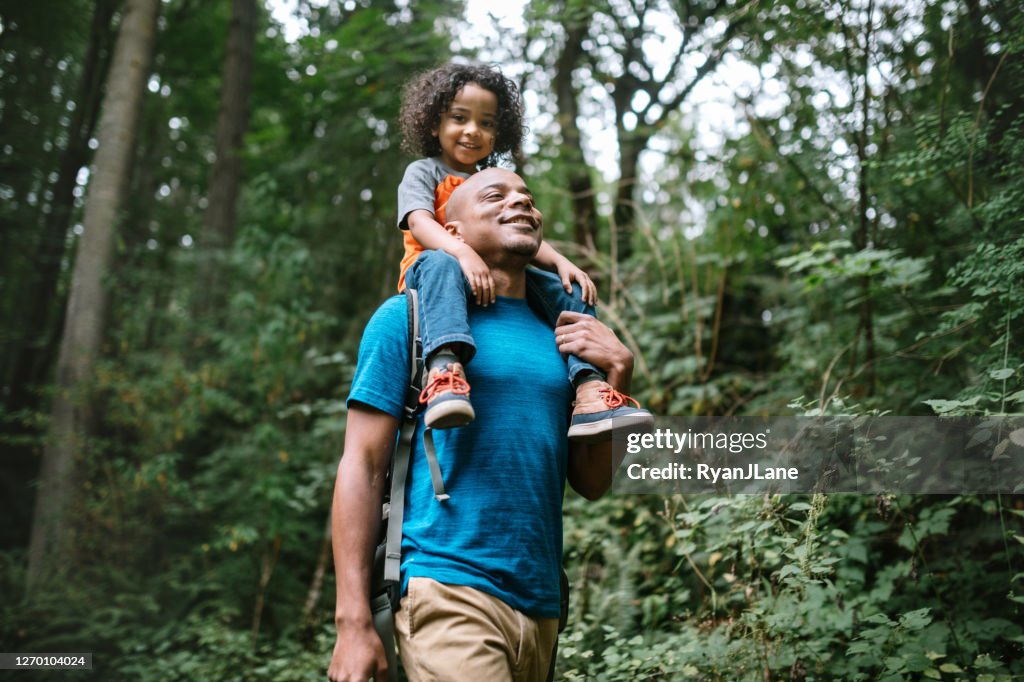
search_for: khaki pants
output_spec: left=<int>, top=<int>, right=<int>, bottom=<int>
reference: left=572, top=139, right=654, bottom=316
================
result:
left=395, top=577, right=559, bottom=682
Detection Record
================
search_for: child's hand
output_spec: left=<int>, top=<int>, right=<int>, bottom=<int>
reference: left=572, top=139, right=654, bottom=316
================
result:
left=457, top=248, right=495, bottom=306
left=556, top=259, right=597, bottom=307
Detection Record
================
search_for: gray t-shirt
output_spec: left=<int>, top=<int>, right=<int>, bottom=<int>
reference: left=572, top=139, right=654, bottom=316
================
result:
left=396, top=157, right=471, bottom=229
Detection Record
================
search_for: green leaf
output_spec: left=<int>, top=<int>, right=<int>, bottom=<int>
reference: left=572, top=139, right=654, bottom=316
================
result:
left=989, top=368, right=1015, bottom=381
left=922, top=399, right=966, bottom=414
left=778, top=564, right=802, bottom=579
left=898, top=608, right=933, bottom=630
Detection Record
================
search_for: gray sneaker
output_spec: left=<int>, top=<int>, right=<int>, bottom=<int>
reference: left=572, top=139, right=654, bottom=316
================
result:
left=568, top=381, right=653, bottom=443
left=419, top=362, right=475, bottom=429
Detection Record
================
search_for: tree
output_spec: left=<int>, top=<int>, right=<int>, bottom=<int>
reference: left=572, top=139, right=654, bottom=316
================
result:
left=27, top=0, right=161, bottom=590
left=1, top=0, right=118, bottom=416
left=551, top=1, right=600, bottom=250
left=528, top=0, right=757, bottom=260
left=195, top=0, right=259, bottom=319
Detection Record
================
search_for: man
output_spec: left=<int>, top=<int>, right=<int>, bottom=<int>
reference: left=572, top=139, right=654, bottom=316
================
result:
left=328, top=168, right=640, bottom=682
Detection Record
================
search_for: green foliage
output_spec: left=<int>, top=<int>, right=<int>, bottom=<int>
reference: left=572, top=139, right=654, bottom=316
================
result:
left=559, top=491, right=1024, bottom=680
left=3, top=0, right=1024, bottom=679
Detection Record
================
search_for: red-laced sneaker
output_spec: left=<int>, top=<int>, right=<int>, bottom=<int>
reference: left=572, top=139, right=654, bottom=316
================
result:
left=419, top=362, right=475, bottom=429
left=568, top=380, right=654, bottom=443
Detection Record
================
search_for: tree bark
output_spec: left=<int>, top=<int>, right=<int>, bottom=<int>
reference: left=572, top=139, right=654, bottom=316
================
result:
left=612, top=135, right=646, bottom=261
left=195, top=0, right=258, bottom=319
left=553, top=11, right=599, bottom=251
left=27, top=0, right=161, bottom=592
left=2, top=0, right=117, bottom=415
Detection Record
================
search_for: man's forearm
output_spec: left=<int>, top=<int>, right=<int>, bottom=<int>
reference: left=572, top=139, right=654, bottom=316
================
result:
left=555, top=311, right=635, bottom=499
left=332, top=454, right=386, bottom=627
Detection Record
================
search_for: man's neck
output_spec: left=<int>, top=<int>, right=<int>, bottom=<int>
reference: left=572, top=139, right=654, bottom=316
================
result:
left=490, top=267, right=527, bottom=299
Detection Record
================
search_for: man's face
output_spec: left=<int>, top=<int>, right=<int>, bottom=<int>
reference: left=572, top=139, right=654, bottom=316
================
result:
left=449, top=168, right=544, bottom=262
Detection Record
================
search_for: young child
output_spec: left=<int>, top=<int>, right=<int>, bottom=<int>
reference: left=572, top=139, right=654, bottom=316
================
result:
left=396, top=62, right=651, bottom=441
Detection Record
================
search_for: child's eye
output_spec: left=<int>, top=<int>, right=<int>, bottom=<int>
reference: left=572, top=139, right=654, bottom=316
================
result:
left=482, top=120, right=496, bottom=128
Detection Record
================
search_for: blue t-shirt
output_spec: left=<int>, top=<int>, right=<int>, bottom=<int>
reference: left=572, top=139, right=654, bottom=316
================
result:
left=347, top=295, right=572, bottom=618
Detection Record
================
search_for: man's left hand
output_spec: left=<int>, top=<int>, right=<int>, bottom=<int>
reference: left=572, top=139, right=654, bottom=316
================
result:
left=554, top=311, right=633, bottom=390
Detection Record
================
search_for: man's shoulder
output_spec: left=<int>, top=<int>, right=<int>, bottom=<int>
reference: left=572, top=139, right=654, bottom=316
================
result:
left=349, top=295, right=411, bottom=418
left=366, top=294, right=410, bottom=332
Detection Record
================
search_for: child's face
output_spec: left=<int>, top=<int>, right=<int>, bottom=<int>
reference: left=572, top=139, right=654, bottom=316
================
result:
left=432, top=82, right=498, bottom=173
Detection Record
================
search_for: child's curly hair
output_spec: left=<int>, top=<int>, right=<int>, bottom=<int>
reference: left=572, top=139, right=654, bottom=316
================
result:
left=399, top=63, right=525, bottom=168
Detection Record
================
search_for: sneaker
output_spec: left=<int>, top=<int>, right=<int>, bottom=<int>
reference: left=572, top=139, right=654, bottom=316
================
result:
left=419, top=362, right=475, bottom=429
left=568, top=381, right=654, bottom=443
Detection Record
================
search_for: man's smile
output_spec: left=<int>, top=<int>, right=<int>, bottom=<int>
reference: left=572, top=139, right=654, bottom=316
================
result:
left=500, top=213, right=539, bottom=230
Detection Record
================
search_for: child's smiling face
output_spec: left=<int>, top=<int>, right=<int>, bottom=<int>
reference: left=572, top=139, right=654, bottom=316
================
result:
left=432, top=82, right=498, bottom=173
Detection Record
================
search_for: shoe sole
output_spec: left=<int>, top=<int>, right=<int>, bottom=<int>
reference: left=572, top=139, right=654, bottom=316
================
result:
left=424, top=401, right=476, bottom=430
left=568, top=413, right=655, bottom=444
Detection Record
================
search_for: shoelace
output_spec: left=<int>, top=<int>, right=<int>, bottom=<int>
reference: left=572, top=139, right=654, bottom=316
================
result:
left=599, top=387, right=641, bottom=409
left=418, top=367, right=471, bottom=404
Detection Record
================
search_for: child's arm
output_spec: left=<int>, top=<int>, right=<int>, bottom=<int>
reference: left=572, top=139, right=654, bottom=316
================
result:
left=408, top=210, right=495, bottom=305
left=532, top=240, right=597, bottom=306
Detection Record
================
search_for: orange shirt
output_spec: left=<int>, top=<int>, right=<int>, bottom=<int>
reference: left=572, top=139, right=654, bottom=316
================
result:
left=397, top=173, right=466, bottom=292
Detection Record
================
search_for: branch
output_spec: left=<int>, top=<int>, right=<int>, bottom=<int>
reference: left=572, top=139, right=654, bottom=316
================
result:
left=653, top=1, right=756, bottom=126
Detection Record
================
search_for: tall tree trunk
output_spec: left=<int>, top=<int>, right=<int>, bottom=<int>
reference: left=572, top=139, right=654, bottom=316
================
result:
left=195, top=0, right=258, bottom=319
left=553, top=12, right=599, bottom=252
left=2, top=0, right=117, bottom=414
left=854, top=0, right=876, bottom=394
left=613, top=135, right=645, bottom=262
left=27, top=0, right=161, bottom=592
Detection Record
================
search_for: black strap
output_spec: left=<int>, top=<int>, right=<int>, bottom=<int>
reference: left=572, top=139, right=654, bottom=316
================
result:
left=382, top=289, right=449, bottom=589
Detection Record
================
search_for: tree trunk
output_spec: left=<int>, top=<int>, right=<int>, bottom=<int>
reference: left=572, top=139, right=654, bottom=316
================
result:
left=27, top=0, right=161, bottom=592
left=855, top=0, right=876, bottom=394
left=553, top=11, right=598, bottom=251
left=195, top=0, right=258, bottom=319
left=2, top=0, right=117, bottom=415
left=613, top=135, right=645, bottom=262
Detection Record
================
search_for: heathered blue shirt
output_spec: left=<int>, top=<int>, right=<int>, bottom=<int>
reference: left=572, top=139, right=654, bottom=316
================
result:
left=347, top=294, right=572, bottom=618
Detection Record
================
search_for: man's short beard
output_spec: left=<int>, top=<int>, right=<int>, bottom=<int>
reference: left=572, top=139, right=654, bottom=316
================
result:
left=506, top=241, right=540, bottom=258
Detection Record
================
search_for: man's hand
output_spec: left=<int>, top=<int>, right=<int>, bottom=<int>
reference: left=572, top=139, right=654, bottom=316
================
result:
left=327, top=622, right=389, bottom=682
left=554, top=311, right=633, bottom=391
left=455, top=246, right=495, bottom=306
left=554, top=258, right=597, bottom=306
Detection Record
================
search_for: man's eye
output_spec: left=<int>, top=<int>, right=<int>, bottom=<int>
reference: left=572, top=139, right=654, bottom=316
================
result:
left=485, top=193, right=503, bottom=200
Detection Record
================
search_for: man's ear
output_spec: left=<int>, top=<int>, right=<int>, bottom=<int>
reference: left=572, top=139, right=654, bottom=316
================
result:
left=444, top=220, right=463, bottom=240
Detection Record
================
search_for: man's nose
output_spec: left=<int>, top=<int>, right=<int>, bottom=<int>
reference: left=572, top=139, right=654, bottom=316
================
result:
left=507, top=191, right=532, bottom=208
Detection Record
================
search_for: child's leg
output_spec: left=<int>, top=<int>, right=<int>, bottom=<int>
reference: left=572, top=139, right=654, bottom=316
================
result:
left=523, top=268, right=602, bottom=384
left=405, top=250, right=476, bottom=429
left=524, top=267, right=653, bottom=442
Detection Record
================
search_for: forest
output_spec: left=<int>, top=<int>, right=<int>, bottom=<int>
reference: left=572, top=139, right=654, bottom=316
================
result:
left=1, top=0, right=1022, bottom=679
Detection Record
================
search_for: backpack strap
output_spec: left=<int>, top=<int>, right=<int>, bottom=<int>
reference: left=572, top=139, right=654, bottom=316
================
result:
left=402, top=288, right=424, bottom=422
left=382, top=289, right=448, bottom=589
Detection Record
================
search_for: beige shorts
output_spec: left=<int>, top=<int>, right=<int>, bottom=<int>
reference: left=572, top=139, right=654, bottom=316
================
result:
left=395, top=577, right=559, bottom=682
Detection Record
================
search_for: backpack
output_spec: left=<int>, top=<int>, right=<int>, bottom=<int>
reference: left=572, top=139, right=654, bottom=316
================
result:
left=368, top=288, right=568, bottom=682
